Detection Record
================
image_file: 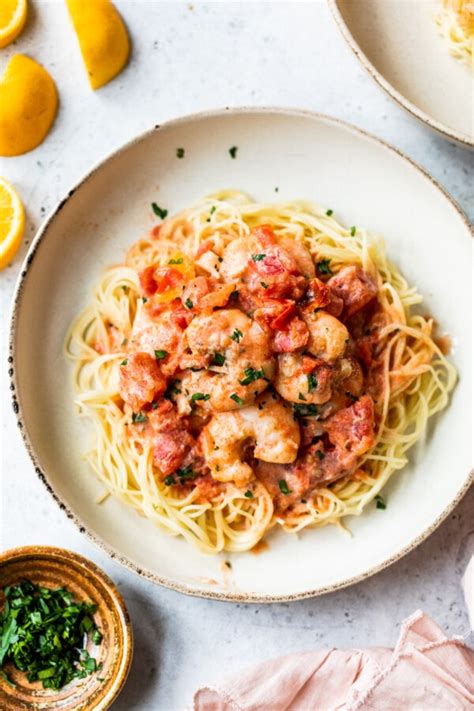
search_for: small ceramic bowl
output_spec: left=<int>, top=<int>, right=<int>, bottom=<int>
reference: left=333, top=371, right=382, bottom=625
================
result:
left=0, top=546, right=133, bottom=710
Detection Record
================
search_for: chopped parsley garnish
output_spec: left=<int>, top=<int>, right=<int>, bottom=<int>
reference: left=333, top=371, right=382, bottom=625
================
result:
left=142, top=297, right=148, bottom=303
left=230, top=328, right=243, bottom=343
left=244, top=490, right=254, bottom=499
left=121, top=338, right=127, bottom=346
left=212, top=352, right=226, bottom=366
left=191, top=392, right=210, bottom=402
left=176, top=147, right=185, bottom=158
left=293, top=403, right=319, bottom=417
left=315, top=450, right=325, bottom=461
left=151, top=402, right=158, bottom=409
left=274, top=186, right=279, bottom=192
left=317, top=259, right=333, bottom=275
left=164, top=475, right=175, bottom=486
left=278, top=479, right=292, bottom=495
left=229, top=146, right=238, bottom=159
left=120, top=359, right=128, bottom=366
left=131, top=411, right=148, bottom=424
left=230, top=393, right=244, bottom=405
left=121, top=285, right=129, bottom=293
left=350, top=226, right=356, bottom=236
left=184, top=298, right=193, bottom=309
left=239, top=367, right=265, bottom=386
left=298, top=393, right=306, bottom=401
left=326, top=209, right=333, bottom=216
left=224, top=561, right=232, bottom=569
left=345, top=391, right=358, bottom=402
left=168, top=257, right=183, bottom=265
left=251, top=253, right=266, bottom=262
left=375, top=494, right=386, bottom=510
left=154, top=350, right=168, bottom=360
left=0, top=580, right=102, bottom=690
left=151, top=202, right=168, bottom=219
left=260, top=281, right=268, bottom=289
left=176, top=465, right=197, bottom=480
left=307, top=373, right=318, bottom=392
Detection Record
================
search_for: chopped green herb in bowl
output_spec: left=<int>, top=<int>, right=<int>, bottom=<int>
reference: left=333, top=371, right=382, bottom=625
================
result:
left=0, top=580, right=102, bottom=690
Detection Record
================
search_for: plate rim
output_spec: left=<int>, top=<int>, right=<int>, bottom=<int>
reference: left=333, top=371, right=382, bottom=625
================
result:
left=8, top=106, right=474, bottom=603
left=328, top=0, right=474, bottom=149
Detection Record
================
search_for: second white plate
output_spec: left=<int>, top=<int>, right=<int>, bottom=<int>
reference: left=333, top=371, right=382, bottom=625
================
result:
left=330, top=0, right=473, bottom=147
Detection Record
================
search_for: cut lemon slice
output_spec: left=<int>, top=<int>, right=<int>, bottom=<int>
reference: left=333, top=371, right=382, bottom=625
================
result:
left=0, top=178, right=25, bottom=270
left=66, top=0, right=130, bottom=90
left=0, top=54, right=58, bottom=157
left=0, top=0, right=27, bottom=49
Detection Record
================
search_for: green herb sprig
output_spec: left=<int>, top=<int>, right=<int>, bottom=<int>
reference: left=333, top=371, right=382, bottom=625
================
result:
left=0, top=580, right=102, bottom=690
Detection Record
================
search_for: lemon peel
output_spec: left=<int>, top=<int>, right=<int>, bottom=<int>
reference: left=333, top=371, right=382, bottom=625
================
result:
left=66, top=0, right=130, bottom=90
left=0, top=54, right=58, bottom=157
left=0, top=177, right=25, bottom=270
left=0, top=0, right=27, bottom=49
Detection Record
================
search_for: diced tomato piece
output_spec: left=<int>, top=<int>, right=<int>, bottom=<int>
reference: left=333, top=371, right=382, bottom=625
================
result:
left=328, top=266, right=377, bottom=318
left=324, top=395, right=375, bottom=456
left=272, top=317, right=309, bottom=353
left=200, top=283, right=236, bottom=309
left=306, top=277, right=331, bottom=308
left=150, top=225, right=162, bottom=238
left=152, top=431, right=195, bottom=476
left=355, top=337, right=376, bottom=369
left=270, top=303, right=297, bottom=330
left=154, top=267, right=184, bottom=293
left=252, top=224, right=276, bottom=247
left=119, top=352, right=166, bottom=412
left=170, top=302, right=193, bottom=329
left=139, top=266, right=159, bottom=296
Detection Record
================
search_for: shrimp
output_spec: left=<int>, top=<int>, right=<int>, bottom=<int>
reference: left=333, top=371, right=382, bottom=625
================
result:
left=219, top=227, right=315, bottom=300
left=274, top=353, right=333, bottom=405
left=302, top=307, right=349, bottom=363
left=129, top=304, right=185, bottom=376
left=179, top=309, right=275, bottom=412
left=200, top=396, right=300, bottom=486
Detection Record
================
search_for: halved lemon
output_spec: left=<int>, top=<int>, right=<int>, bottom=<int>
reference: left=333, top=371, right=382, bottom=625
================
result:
left=66, top=0, right=130, bottom=90
left=0, top=178, right=25, bottom=270
left=0, top=54, right=58, bottom=156
left=0, top=0, right=27, bottom=49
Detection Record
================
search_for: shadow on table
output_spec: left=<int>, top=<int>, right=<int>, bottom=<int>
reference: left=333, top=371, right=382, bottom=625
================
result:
left=111, top=586, right=165, bottom=710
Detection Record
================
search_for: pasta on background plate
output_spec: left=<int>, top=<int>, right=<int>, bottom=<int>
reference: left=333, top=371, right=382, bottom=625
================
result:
left=65, top=191, right=456, bottom=553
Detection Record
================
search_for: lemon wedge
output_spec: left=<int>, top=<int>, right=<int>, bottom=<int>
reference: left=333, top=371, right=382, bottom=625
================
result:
left=0, top=178, right=25, bottom=270
left=0, top=0, right=27, bottom=49
left=0, top=54, right=58, bottom=157
left=66, top=0, right=130, bottom=90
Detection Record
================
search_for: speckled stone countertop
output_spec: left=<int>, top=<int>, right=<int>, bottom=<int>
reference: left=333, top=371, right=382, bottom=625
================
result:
left=1, top=2, right=472, bottom=709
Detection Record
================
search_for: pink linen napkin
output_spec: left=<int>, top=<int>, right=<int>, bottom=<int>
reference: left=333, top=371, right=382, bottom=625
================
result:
left=192, top=611, right=474, bottom=710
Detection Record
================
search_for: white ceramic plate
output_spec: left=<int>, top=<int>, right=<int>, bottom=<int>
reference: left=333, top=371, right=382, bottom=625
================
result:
left=329, top=0, right=473, bottom=148
left=10, top=109, right=473, bottom=601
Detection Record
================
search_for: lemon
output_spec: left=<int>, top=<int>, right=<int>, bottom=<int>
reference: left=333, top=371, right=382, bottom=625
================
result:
left=0, top=54, right=58, bottom=157
left=66, top=0, right=130, bottom=90
left=0, top=0, right=27, bottom=49
left=0, top=178, right=25, bottom=270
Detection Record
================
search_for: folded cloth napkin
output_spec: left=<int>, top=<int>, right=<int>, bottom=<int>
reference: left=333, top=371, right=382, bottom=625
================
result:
left=192, top=610, right=474, bottom=710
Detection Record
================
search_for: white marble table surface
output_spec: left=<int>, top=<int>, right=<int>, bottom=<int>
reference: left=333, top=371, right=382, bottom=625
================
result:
left=1, top=2, right=473, bottom=709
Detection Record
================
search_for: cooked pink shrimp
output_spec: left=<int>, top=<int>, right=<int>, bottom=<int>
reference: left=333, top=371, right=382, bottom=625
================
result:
left=179, top=309, right=275, bottom=412
left=200, top=395, right=300, bottom=486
